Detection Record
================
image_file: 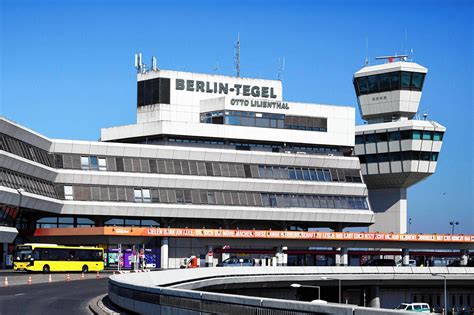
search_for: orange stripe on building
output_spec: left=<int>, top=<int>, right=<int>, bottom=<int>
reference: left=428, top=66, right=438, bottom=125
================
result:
left=33, top=227, right=474, bottom=243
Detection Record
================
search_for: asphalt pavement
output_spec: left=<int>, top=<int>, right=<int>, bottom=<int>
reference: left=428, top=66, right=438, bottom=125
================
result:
left=0, top=278, right=108, bottom=315
left=0, top=270, right=114, bottom=286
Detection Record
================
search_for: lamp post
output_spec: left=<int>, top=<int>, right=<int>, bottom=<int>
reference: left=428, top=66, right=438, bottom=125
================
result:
left=449, top=221, right=459, bottom=234
left=321, top=276, right=342, bottom=303
left=432, top=273, right=447, bottom=315
left=408, top=217, right=412, bottom=234
left=291, top=283, right=320, bottom=300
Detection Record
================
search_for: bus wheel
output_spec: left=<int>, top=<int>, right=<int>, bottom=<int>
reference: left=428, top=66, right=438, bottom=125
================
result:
left=42, top=265, right=50, bottom=273
left=82, top=265, right=89, bottom=273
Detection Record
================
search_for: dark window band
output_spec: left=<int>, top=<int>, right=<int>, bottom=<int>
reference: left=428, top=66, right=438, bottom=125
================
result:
left=356, top=130, right=444, bottom=144
left=0, top=168, right=57, bottom=198
left=200, top=110, right=327, bottom=132
left=354, top=71, right=426, bottom=96
left=58, top=184, right=369, bottom=210
left=358, top=151, right=439, bottom=164
left=0, top=133, right=54, bottom=167
left=55, top=154, right=362, bottom=183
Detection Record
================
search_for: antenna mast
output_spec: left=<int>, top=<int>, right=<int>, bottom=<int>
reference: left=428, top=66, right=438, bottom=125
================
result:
left=277, top=57, right=286, bottom=81
left=234, top=33, right=241, bottom=77
left=364, top=36, right=369, bottom=66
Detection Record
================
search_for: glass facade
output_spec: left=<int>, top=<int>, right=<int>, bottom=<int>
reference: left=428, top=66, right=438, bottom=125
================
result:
left=200, top=110, right=327, bottom=132
left=354, top=71, right=426, bottom=96
left=58, top=184, right=369, bottom=210
left=36, top=216, right=95, bottom=228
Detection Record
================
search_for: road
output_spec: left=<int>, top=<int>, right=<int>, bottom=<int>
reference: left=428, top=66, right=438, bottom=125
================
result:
left=0, top=278, right=108, bottom=314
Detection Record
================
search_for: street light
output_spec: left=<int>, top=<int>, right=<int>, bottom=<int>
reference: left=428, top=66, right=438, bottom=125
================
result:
left=291, top=283, right=321, bottom=300
left=432, top=273, right=447, bottom=315
left=321, top=276, right=342, bottom=303
left=449, top=221, right=459, bottom=234
left=408, top=217, right=412, bottom=234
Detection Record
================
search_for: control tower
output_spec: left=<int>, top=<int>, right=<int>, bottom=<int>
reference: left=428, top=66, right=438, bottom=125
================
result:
left=353, top=56, right=446, bottom=233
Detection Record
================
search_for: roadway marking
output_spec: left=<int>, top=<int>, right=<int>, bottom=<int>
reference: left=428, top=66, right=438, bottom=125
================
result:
left=14, top=293, right=25, bottom=296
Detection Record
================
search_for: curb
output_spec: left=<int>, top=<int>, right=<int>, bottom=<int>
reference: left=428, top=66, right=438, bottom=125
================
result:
left=89, top=294, right=126, bottom=315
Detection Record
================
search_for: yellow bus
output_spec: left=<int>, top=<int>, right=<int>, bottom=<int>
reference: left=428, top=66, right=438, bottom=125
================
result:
left=14, top=243, right=104, bottom=273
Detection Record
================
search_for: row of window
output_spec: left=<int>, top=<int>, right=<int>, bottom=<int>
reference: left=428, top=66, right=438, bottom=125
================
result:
left=258, top=166, right=362, bottom=183
left=167, top=137, right=340, bottom=154
left=200, top=110, right=328, bottom=132
left=57, top=154, right=361, bottom=183
left=32, top=248, right=103, bottom=261
left=36, top=216, right=160, bottom=228
left=353, top=71, right=426, bottom=96
left=0, top=133, right=54, bottom=167
left=355, top=130, right=444, bottom=145
left=60, top=185, right=369, bottom=210
left=36, top=216, right=95, bottom=228
left=0, top=168, right=57, bottom=199
left=359, top=151, right=439, bottom=164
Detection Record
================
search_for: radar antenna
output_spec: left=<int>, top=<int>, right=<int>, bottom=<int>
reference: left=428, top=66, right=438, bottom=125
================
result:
left=375, top=54, right=408, bottom=63
left=234, top=33, right=241, bottom=77
left=134, top=53, right=147, bottom=73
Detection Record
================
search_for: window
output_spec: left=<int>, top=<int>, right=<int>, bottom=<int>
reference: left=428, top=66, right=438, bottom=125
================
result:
left=357, top=77, right=368, bottom=95
left=80, top=156, right=90, bottom=170
left=134, top=189, right=143, bottom=202
left=142, top=189, right=151, bottom=203
left=388, top=131, right=400, bottom=141
left=367, top=75, right=378, bottom=93
left=64, top=186, right=73, bottom=200
left=390, top=72, right=400, bottom=90
left=412, top=130, right=421, bottom=140
left=98, top=157, right=107, bottom=171
left=355, top=135, right=364, bottom=144
left=378, top=73, right=390, bottom=92
left=411, top=72, right=425, bottom=90
left=433, top=132, right=444, bottom=141
left=401, top=72, right=412, bottom=89
left=365, top=133, right=376, bottom=143
left=90, top=156, right=99, bottom=170
left=422, top=131, right=432, bottom=140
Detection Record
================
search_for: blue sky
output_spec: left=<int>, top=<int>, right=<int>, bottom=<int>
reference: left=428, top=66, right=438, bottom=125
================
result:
left=1, top=0, right=472, bottom=233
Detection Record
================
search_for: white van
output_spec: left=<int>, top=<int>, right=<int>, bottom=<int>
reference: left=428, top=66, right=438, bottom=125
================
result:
left=395, top=303, right=430, bottom=312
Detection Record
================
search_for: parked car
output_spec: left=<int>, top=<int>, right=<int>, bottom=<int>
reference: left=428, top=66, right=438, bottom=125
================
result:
left=216, top=257, right=255, bottom=267
left=363, top=259, right=396, bottom=266
left=396, top=259, right=417, bottom=267
left=395, top=303, right=430, bottom=312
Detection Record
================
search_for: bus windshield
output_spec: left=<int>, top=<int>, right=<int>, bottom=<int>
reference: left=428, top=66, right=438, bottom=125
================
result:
left=14, top=245, right=32, bottom=262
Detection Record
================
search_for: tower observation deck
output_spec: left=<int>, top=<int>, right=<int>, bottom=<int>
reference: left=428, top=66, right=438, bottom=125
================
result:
left=353, top=57, right=446, bottom=233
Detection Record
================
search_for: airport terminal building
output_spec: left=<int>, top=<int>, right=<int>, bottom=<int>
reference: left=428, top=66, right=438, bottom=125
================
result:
left=0, top=57, right=450, bottom=269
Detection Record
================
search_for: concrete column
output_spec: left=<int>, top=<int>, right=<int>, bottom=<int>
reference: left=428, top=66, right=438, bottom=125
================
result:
left=460, top=249, right=469, bottom=266
left=160, top=237, right=169, bottom=270
left=368, top=188, right=407, bottom=234
left=402, top=248, right=410, bottom=266
left=368, top=285, right=380, bottom=308
left=205, top=245, right=214, bottom=267
left=334, top=248, right=341, bottom=266
left=276, top=246, right=287, bottom=266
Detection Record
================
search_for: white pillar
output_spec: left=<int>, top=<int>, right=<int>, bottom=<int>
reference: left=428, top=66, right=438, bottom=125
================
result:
left=205, top=245, right=214, bottom=267
left=282, top=247, right=288, bottom=266
left=160, top=237, right=169, bottom=269
left=460, top=249, right=469, bottom=266
left=402, top=249, right=410, bottom=266
left=339, top=248, right=348, bottom=266
left=272, top=256, right=277, bottom=267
